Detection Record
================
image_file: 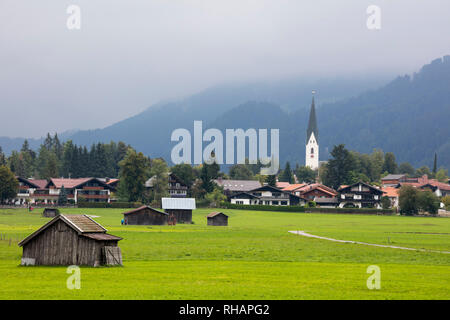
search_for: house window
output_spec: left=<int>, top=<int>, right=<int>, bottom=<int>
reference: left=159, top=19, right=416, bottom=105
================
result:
left=311, top=148, right=314, bottom=154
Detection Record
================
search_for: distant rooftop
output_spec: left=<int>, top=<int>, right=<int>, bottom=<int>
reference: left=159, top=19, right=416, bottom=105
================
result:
left=381, top=174, right=406, bottom=180
left=214, top=179, right=261, bottom=192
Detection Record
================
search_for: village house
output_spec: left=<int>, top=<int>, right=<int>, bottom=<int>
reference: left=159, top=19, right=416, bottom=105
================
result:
left=338, top=182, right=383, bottom=209
left=392, top=174, right=450, bottom=197
left=381, top=186, right=399, bottom=208
left=213, top=178, right=262, bottom=198
left=230, top=185, right=306, bottom=206
left=14, top=177, right=46, bottom=205
left=145, top=172, right=189, bottom=198
left=18, top=214, right=122, bottom=266
left=14, top=177, right=116, bottom=205
left=281, top=183, right=339, bottom=208
left=381, top=174, right=409, bottom=186
left=45, top=178, right=116, bottom=204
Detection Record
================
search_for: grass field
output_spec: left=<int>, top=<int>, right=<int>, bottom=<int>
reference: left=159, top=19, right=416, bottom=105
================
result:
left=0, top=207, right=449, bottom=299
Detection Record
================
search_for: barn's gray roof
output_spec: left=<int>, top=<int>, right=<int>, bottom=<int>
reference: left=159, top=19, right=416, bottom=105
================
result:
left=81, top=233, right=122, bottom=241
left=207, top=212, right=228, bottom=218
left=64, top=215, right=107, bottom=233
left=122, top=205, right=168, bottom=216
left=18, top=214, right=114, bottom=247
left=161, top=197, right=196, bottom=210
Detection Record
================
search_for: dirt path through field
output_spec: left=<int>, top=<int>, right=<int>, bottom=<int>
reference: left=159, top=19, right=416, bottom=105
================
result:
left=288, top=231, right=450, bottom=254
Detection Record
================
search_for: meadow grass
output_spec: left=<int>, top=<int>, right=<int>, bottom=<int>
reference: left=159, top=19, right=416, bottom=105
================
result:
left=0, top=207, right=449, bottom=299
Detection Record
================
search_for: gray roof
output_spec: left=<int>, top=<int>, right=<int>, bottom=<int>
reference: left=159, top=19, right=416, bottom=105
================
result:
left=161, top=197, right=196, bottom=210
left=214, top=179, right=261, bottom=192
left=313, top=197, right=339, bottom=204
left=18, top=215, right=117, bottom=247
left=381, top=174, right=406, bottom=180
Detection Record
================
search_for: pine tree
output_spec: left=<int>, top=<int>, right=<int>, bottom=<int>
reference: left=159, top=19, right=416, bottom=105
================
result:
left=43, top=133, right=53, bottom=151
left=322, top=144, right=355, bottom=190
left=432, top=153, right=437, bottom=176
left=278, top=162, right=294, bottom=183
left=200, top=163, right=215, bottom=194
left=266, top=175, right=277, bottom=187
left=0, top=147, right=6, bottom=166
left=58, top=185, right=68, bottom=206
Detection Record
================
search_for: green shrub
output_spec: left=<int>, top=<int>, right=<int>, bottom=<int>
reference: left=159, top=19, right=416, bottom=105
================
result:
left=220, top=202, right=393, bottom=215
left=77, top=202, right=142, bottom=209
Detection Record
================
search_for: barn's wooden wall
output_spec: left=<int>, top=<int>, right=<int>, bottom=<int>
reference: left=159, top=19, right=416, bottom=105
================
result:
left=22, top=220, right=118, bottom=266
left=125, top=208, right=168, bottom=225
left=208, top=215, right=228, bottom=226
left=165, top=209, right=192, bottom=224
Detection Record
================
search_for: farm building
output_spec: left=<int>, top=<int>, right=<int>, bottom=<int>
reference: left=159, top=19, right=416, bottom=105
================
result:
left=18, top=214, right=122, bottom=266
left=162, top=197, right=196, bottom=224
left=42, top=207, right=60, bottom=218
left=122, top=206, right=168, bottom=225
left=207, top=212, right=228, bottom=226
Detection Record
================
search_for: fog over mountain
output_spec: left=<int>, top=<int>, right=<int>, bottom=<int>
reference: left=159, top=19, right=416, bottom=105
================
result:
left=2, top=56, right=449, bottom=171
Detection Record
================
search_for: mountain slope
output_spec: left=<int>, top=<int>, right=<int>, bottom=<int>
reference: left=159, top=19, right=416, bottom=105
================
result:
left=64, top=76, right=383, bottom=160
left=1, top=57, right=449, bottom=171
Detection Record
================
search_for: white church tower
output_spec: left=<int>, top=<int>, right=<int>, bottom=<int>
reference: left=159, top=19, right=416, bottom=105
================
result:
left=305, top=91, right=319, bottom=170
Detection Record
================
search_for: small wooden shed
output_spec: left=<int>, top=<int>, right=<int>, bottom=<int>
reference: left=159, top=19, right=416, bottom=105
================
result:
left=162, top=198, right=196, bottom=224
left=122, top=205, right=168, bottom=225
left=18, top=214, right=122, bottom=267
left=42, top=208, right=60, bottom=218
left=207, top=212, right=228, bottom=226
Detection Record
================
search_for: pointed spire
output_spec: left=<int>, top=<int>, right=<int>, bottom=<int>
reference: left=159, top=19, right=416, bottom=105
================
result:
left=306, top=90, right=318, bottom=143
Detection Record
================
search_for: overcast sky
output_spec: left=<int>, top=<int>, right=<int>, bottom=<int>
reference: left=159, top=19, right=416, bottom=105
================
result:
left=1, top=0, right=449, bottom=138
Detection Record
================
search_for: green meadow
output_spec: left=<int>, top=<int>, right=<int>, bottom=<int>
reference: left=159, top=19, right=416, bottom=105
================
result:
left=0, top=208, right=449, bottom=299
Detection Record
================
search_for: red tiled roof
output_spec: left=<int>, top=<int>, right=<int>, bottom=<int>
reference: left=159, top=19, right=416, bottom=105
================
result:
left=48, top=178, right=92, bottom=189
left=107, top=179, right=119, bottom=185
left=382, top=187, right=399, bottom=198
left=399, top=180, right=450, bottom=191
left=276, top=182, right=291, bottom=188
left=282, top=184, right=306, bottom=192
left=296, top=183, right=338, bottom=196
left=28, top=179, right=48, bottom=189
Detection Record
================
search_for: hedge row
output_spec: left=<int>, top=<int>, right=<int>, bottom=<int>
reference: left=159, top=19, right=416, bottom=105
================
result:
left=77, top=202, right=143, bottom=209
left=220, top=202, right=394, bottom=215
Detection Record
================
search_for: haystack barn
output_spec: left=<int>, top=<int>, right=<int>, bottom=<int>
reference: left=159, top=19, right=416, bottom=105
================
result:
left=18, top=215, right=122, bottom=266
left=122, top=206, right=168, bottom=225
left=162, top=197, right=196, bottom=224
left=207, top=212, right=228, bottom=226
left=42, top=208, right=60, bottom=218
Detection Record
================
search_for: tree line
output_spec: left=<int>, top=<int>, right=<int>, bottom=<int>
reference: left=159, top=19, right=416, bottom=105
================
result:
left=1, top=133, right=130, bottom=179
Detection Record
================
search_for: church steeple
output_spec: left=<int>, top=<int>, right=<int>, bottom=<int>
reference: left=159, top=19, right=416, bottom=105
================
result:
left=306, top=92, right=318, bottom=143
left=305, top=91, right=319, bottom=170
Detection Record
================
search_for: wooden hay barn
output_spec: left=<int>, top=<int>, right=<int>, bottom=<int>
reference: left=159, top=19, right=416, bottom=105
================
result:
left=162, top=197, right=196, bottom=224
left=122, top=205, right=168, bottom=225
left=42, top=208, right=60, bottom=218
left=18, top=215, right=122, bottom=267
left=207, top=212, right=228, bottom=226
